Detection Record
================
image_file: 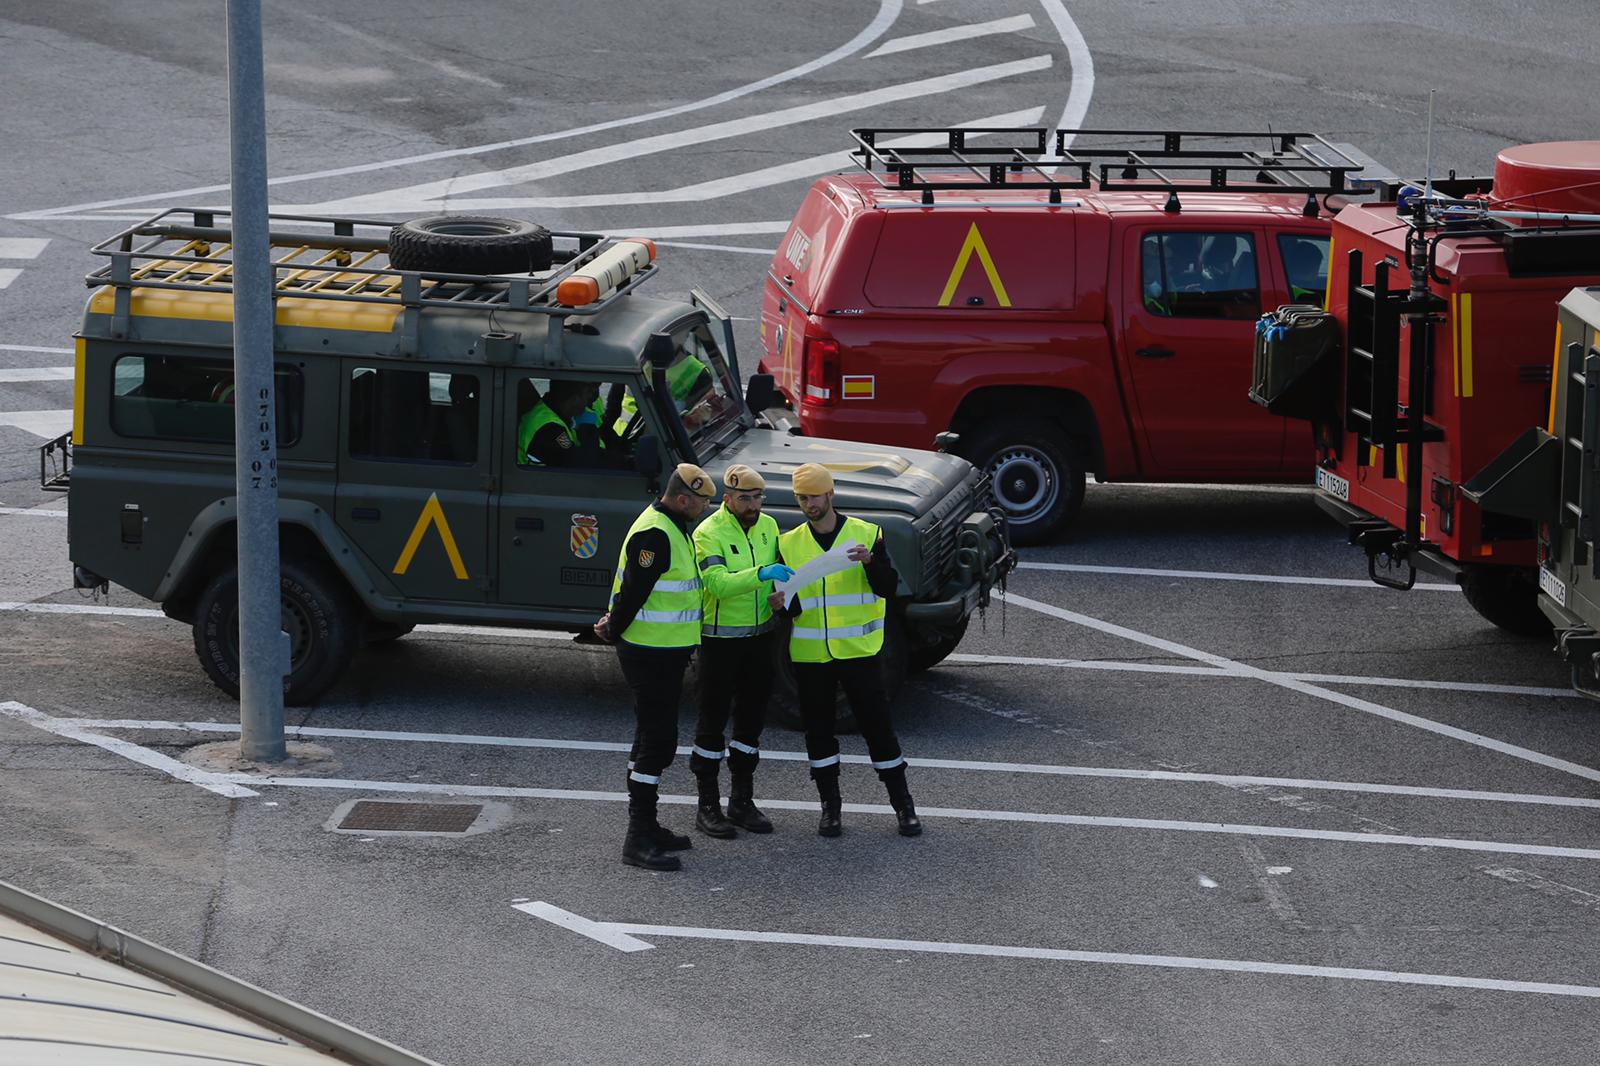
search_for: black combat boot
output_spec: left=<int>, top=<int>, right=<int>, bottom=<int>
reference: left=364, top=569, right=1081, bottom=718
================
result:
left=882, top=766, right=922, bottom=837
left=726, top=772, right=773, bottom=834
left=694, top=771, right=737, bottom=839
left=815, top=771, right=842, bottom=838
left=622, top=782, right=681, bottom=871
left=626, top=771, right=690, bottom=851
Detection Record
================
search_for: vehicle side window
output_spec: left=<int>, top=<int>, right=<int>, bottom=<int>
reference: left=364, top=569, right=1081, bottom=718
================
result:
left=1141, top=232, right=1260, bottom=320
left=111, top=354, right=302, bottom=445
left=1278, top=234, right=1331, bottom=305
left=514, top=375, right=643, bottom=471
left=348, top=366, right=479, bottom=464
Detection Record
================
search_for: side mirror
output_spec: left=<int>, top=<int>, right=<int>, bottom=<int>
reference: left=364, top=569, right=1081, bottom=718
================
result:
left=744, top=372, right=776, bottom=417
left=644, top=333, right=676, bottom=369
left=634, top=435, right=663, bottom=480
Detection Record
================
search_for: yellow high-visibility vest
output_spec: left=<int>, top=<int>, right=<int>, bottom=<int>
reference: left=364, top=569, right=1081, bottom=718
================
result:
left=778, top=516, right=886, bottom=662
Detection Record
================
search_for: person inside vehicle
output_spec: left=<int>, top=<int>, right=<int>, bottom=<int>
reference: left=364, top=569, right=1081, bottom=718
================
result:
left=519, top=378, right=625, bottom=468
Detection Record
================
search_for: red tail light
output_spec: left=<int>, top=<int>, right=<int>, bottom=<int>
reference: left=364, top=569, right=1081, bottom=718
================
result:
left=802, top=335, right=839, bottom=407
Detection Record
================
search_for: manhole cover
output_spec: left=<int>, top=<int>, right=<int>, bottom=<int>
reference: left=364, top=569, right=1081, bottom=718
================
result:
left=337, top=801, right=484, bottom=834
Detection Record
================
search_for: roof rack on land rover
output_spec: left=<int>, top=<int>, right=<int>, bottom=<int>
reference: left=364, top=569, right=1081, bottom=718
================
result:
left=849, top=128, right=1365, bottom=205
left=86, top=207, right=659, bottom=356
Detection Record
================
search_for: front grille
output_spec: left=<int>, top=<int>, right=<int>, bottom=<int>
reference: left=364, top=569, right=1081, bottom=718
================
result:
left=919, top=478, right=979, bottom=588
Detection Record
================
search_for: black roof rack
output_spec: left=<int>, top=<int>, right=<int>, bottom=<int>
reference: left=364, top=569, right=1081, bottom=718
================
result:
left=86, top=207, right=656, bottom=313
left=849, top=128, right=1365, bottom=205
left=85, top=208, right=660, bottom=356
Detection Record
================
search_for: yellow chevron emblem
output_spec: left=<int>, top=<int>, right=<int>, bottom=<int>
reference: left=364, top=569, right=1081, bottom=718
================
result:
left=393, top=492, right=469, bottom=580
left=938, top=222, right=1012, bottom=308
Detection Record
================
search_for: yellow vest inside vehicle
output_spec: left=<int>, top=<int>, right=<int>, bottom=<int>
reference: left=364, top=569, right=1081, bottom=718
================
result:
left=779, top=516, right=886, bottom=662
left=611, top=508, right=702, bottom=647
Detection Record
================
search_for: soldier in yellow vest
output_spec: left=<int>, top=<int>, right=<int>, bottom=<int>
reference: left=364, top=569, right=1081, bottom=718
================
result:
left=594, top=463, right=717, bottom=871
left=769, top=463, right=921, bottom=838
left=688, top=464, right=794, bottom=838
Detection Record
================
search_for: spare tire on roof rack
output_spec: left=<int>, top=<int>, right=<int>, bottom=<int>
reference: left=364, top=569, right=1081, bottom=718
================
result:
left=388, top=215, right=553, bottom=274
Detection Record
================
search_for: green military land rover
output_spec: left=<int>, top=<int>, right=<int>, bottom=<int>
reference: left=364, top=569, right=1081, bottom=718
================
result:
left=42, top=209, right=1014, bottom=707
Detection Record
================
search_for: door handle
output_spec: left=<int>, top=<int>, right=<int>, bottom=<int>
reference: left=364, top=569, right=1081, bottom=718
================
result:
left=1136, top=346, right=1176, bottom=359
left=352, top=507, right=381, bottom=522
left=515, top=516, right=543, bottom=531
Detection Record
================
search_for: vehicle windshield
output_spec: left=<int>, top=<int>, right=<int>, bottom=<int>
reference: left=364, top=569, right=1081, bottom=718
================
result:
left=655, top=318, right=746, bottom=455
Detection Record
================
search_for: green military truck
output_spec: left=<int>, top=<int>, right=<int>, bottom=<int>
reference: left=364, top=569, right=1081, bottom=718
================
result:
left=41, top=209, right=1014, bottom=706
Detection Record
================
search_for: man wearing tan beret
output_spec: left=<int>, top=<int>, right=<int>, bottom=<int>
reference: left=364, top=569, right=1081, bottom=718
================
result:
left=595, top=462, right=716, bottom=871
left=769, top=462, right=921, bottom=838
left=688, top=464, right=794, bottom=838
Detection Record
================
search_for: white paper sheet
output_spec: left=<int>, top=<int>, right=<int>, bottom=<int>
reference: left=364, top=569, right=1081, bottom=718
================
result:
left=774, top=539, right=861, bottom=606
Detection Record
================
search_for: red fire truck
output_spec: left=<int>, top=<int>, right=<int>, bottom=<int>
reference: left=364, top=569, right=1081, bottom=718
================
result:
left=1253, top=141, right=1600, bottom=632
left=757, top=129, right=1365, bottom=544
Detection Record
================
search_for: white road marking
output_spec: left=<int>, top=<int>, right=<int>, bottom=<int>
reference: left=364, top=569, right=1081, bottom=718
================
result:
left=514, top=902, right=654, bottom=952
left=0, top=343, right=72, bottom=354
left=0, top=601, right=1574, bottom=702
left=1037, top=0, right=1096, bottom=148
left=947, top=652, right=1576, bottom=700
left=867, top=14, right=1037, bottom=58
left=0, top=507, right=68, bottom=518
left=0, top=702, right=257, bottom=799
left=1089, top=482, right=1314, bottom=494
left=518, top=902, right=1600, bottom=998
left=655, top=241, right=777, bottom=256
left=0, top=410, right=70, bottom=437
left=171, top=774, right=1600, bottom=861
left=425, top=108, right=1045, bottom=212
left=0, top=269, right=21, bottom=290
left=0, top=239, right=49, bottom=259
left=1017, top=560, right=1459, bottom=591
left=285, top=55, right=1056, bottom=213
left=997, top=590, right=1600, bottom=785
left=67, top=717, right=1600, bottom=811
left=1196, top=874, right=1220, bottom=888
left=282, top=12, right=504, bottom=89
left=18, top=708, right=1600, bottom=857
left=10, top=0, right=907, bottom=221
left=0, top=367, right=74, bottom=383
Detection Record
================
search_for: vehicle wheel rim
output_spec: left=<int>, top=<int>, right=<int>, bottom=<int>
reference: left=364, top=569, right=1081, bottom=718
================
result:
left=226, top=598, right=314, bottom=672
left=988, top=447, right=1060, bottom=524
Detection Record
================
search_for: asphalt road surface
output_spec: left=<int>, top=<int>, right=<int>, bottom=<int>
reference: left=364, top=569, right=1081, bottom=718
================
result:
left=5, top=3, right=1600, bottom=1064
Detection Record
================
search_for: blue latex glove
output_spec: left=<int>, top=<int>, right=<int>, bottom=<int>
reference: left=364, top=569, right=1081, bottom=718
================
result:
left=571, top=410, right=599, bottom=428
left=758, top=563, right=794, bottom=583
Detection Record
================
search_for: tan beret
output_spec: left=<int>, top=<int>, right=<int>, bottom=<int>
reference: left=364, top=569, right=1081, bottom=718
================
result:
left=673, top=462, right=717, bottom=498
left=724, top=464, right=766, bottom=492
left=791, top=462, right=835, bottom=496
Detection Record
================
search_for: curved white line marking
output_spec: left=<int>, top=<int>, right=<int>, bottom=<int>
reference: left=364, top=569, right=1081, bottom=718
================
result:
left=867, top=14, right=1037, bottom=58
left=1037, top=0, right=1095, bottom=149
left=10, top=1, right=905, bottom=220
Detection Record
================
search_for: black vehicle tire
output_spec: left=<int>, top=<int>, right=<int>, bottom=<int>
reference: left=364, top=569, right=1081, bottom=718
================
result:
left=768, top=611, right=908, bottom=734
left=908, top=616, right=968, bottom=672
left=192, top=558, right=359, bottom=706
left=962, top=418, right=1086, bottom=546
left=388, top=215, right=553, bottom=274
left=364, top=621, right=416, bottom=645
left=1459, top=566, right=1551, bottom=637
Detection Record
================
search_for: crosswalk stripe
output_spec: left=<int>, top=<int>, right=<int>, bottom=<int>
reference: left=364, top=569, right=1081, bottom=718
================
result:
left=0, top=269, right=21, bottom=290
left=0, top=410, right=71, bottom=437
left=0, top=238, right=49, bottom=259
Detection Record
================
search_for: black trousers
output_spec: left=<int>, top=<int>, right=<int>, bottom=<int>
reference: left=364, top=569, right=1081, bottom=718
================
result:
left=691, top=631, right=774, bottom=779
left=795, top=655, right=903, bottom=779
left=616, top=641, right=693, bottom=781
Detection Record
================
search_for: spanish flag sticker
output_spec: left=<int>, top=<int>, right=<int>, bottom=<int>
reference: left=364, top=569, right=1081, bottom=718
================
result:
left=842, top=375, right=875, bottom=401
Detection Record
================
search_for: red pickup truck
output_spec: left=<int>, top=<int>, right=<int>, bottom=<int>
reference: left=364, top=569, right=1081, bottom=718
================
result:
left=757, top=129, right=1360, bottom=543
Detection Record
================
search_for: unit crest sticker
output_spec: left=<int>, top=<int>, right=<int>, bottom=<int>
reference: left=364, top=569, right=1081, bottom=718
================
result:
left=570, top=514, right=600, bottom=559
left=637, top=549, right=656, bottom=568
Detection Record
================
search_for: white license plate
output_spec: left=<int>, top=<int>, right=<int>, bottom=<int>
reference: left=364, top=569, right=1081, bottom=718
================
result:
left=1539, top=566, right=1568, bottom=608
left=1316, top=468, right=1350, bottom=501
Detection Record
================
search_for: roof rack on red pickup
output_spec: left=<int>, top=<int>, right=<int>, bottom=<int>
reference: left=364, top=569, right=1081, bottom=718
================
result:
left=849, top=127, right=1366, bottom=204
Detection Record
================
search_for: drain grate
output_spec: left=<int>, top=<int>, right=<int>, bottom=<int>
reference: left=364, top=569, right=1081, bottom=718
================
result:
left=337, top=801, right=484, bottom=834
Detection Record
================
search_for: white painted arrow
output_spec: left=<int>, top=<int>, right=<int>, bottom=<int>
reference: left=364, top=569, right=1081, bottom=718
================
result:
left=514, top=901, right=1600, bottom=999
